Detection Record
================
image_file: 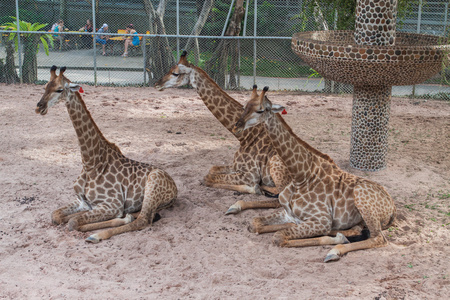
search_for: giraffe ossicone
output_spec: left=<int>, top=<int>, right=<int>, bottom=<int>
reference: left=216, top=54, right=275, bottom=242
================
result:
left=233, top=86, right=397, bottom=262
left=36, top=66, right=178, bottom=243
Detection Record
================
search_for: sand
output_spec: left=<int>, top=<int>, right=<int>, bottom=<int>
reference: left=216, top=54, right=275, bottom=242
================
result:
left=0, top=83, right=448, bottom=299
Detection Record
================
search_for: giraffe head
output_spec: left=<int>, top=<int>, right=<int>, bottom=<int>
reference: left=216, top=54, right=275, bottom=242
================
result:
left=36, top=66, right=82, bottom=115
left=155, top=50, right=197, bottom=90
left=232, top=86, right=284, bottom=135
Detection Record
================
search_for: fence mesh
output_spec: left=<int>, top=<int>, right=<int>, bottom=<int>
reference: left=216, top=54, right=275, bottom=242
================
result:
left=0, top=0, right=449, bottom=100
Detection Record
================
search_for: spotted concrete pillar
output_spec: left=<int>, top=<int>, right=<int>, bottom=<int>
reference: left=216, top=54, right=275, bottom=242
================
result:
left=355, top=0, right=398, bottom=46
left=350, top=0, right=397, bottom=170
left=350, top=85, right=391, bottom=171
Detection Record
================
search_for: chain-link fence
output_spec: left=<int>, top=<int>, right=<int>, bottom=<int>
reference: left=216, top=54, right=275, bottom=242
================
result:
left=0, top=0, right=449, bottom=99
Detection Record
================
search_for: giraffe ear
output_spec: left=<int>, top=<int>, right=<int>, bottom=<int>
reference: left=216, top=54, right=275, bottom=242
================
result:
left=50, top=65, right=57, bottom=80
left=68, top=83, right=81, bottom=92
left=271, top=104, right=285, bottom=114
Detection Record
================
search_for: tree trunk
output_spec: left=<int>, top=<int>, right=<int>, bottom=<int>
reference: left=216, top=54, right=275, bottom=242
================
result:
left=184, top=0, right=215, bottom=64
left=205, top=0, right=245, bottom=89
left=22, top=35, right=40, bottom=84
left=0, top=32, right=19, bottom=84
left=143, top=0, right=176, bottom=86
left=313, top=0, right=329, bottom=31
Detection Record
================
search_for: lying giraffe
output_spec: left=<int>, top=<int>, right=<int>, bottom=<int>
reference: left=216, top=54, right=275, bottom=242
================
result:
left=155, top=51, right=291, bottom=213
left=232, top=86, right=397, bottom=262
left=35, top=66, right=177, bottom=243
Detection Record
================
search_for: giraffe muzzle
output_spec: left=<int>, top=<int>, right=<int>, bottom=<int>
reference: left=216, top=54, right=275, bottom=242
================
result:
left=232, top=124, right=243, bottom=135
left=36, top=101, right=48, bottom=115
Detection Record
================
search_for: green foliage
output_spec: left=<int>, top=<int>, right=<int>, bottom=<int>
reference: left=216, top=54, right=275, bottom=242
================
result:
left=295, top=0, right=421, bottom=31
left=0, top=1, right=45, bottom=25
left=202, top=0, right=233, bottom=36
left=3, top=17, right=53, bottom=55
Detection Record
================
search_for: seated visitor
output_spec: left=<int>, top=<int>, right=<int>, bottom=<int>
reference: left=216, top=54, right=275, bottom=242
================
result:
left=96, top=23, right=113, bottom=56
left=121, top=24, right=140, bottom=57
left=79, top=19, right=93, bottom=49
left=52, top=20, right=70, bottom=49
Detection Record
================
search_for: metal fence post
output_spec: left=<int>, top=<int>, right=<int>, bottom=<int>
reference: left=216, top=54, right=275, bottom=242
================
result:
left=221, top=0, right=235, bottom=37
left=15, top=0, right=22, bottom=84
left=445, top=2, right=449, bottom=31
left=239, top=0, right=250, bottom=89
left=143, top=36, right=147, bottom=85
left=92, top=0, right=97, bottom=86
left=176, top=0, right=180, bottom=59
left=417, top=0, right=422, bottom=34
left=413, top=0, right=424, bottom=98
left=253, top=0, right=257, bottom=85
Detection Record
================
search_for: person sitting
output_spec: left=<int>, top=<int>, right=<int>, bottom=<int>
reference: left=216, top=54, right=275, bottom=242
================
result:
left=79, top=19, right=93, bottom=49
left=121, top=24, right=140, bottom=57
left=96, top=23, right=113, bottom=56
left=52, top=20, right=70, bottom=50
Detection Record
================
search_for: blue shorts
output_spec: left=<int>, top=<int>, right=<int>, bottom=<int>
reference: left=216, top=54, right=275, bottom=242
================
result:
left=96, top=39, right=112, bottom=45
left=132, top=39, right=140, bottom=46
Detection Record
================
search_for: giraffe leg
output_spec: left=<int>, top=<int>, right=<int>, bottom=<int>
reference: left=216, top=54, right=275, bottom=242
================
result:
left=248, top=210, right=295, bottom=234
left=67, top=202, right=122, bottom=232
left=52, top=199, right=89, bottom=225
left=260, top=185, right=280, bottom=196
left=225, top=199, right=281, bottom=215
left=208, top=165, right=235, bottom=175
left=329, top=224, right=364, bottom=237
left=324, top=235, right=387, bottom=263
left=324, top=184, right=395, bottom=262
left=204, top=172, right=262, bottom=195
left=284, top=233, right=350, bottom=248
left=272, top=216, right=332, bottom=247
left=61, top=210, right=89, bottom=224
left=268, top=154, right=291, bottom=194
left=85, top=169, right=177, bottom=243
left=223, top=157, right=287, bottom=211
left=78, top=211, right=161, bottom=232
left=78, top=213, right=135, bottom=232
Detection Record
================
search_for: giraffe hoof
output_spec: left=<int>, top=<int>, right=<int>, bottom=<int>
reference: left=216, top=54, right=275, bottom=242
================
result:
left=85, top=234, right=101, bottom=244
left=324, top=254, right=340, bottom=263
left=247, top=224, right=257, bottom=233
left=272, top=232, right=288, bottom=247
left=324, top=248, right=341, bottom=262
left=336, top=232, right=350, bottom=244
left=254, top=184, right=263, bottom=195
left=67, top=219, right=79, bottom=231
left=225, top=207, right=240, bottom=215
left=51, top=212, right=64, bottom=225
left=124, top=213, right=135, bottom=224
left=225, top=203, right=242, bottom=215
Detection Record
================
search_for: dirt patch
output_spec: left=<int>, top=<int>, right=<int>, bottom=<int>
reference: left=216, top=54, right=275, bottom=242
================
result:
left=0, top=83, right=448, bottom=299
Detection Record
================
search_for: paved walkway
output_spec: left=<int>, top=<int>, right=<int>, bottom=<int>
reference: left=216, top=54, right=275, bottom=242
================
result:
left=2, top=47, right=449, bottom=97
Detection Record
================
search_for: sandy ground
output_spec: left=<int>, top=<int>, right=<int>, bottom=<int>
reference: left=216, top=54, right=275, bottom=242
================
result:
left=0, top=83, right=449, bottom=299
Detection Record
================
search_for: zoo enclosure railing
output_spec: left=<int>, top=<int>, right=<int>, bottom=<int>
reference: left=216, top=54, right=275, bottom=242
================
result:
left=0, top=0, right=449, bottom=99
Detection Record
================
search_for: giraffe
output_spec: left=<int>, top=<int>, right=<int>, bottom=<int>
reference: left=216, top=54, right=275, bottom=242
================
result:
left=232, top=86, right=397, bottom=262
left=155, top=51, right=291, bottom=214
left=35, top=65, right=177, bottom=243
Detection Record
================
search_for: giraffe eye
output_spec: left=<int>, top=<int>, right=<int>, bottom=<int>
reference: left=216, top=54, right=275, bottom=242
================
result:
left=172, top=72, right=179, bottom=77
left=56, top=89, right=64, bottom=93
left=256, top=110, right=264, bottom=114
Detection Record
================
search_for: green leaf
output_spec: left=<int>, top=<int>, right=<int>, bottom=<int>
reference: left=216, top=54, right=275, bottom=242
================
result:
left=32, top=23, right=48, bottom=31
left=40, top=36, right=49, bottom=55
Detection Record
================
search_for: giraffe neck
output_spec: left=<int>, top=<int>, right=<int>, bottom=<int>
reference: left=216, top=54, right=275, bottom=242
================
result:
left=264, top=114, right=328, bottom=182
left=191, top=66, right=264, bottom=144
left=65, top=92, right=121, bottom=169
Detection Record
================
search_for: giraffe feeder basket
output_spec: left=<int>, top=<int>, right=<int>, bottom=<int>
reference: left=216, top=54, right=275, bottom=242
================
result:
left=291, top=0, right=450, bottom=172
